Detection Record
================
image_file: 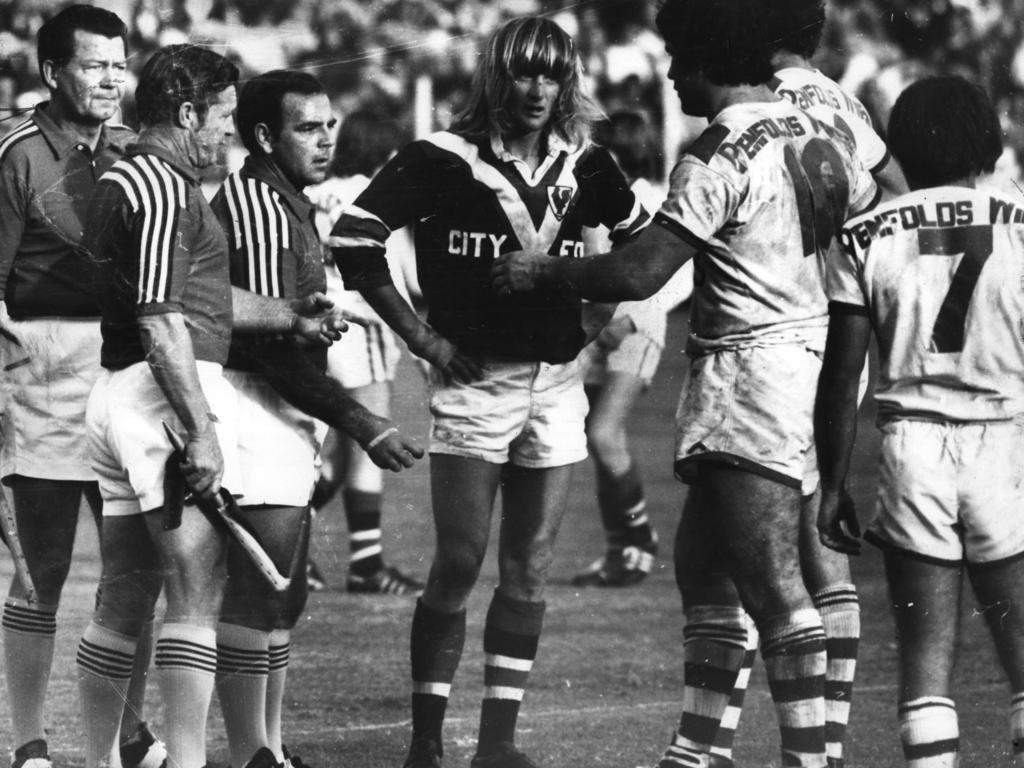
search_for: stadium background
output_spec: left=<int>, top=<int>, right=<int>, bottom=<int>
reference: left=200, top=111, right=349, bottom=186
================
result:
left=0, top=1, right=1022, bottom=766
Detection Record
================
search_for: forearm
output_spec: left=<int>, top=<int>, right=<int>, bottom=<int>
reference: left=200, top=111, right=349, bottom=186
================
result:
left=581, top=302, right=620, bottom=345
left=360, top=283, right=439, bottom=358
left=814, top=374, right=860, bottom=495
left=243, top=340, right=390, bottom=446
left=138, top=313, right=215, bottom=438
left=231, top=287, right=299, bottom=334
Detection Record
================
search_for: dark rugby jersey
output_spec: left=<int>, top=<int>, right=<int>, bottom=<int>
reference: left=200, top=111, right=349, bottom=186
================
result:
left=329, top=131, right=648, bottom=363
left=83, top=137, right=233, bottom=370
left=210, top=153, right=328, bottom=373
left=0, top=103, right=133, bottom=319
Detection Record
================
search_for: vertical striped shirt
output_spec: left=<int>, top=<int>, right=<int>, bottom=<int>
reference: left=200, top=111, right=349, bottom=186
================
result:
left=84, top=137, right=233, bottom=369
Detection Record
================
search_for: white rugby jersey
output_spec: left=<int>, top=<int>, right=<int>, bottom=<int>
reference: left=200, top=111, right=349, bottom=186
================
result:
left=830, top=186, right=1024, bottom=421
left=656, top=98, right=878, bottom=351
left=772, top=67, right=889, bottom=175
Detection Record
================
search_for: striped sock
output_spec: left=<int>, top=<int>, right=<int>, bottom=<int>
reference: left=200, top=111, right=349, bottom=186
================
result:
left=344, top=489, right=384, bottom=576
left=813, top=585, right=860, bottom=768
left=478, top=591, right=545, bottom=755
left=77, top=622, right=137, bottom=768
left=266, top=629, right=290, bottom=760
left=155, top=623, right=217, bottom=768
left=3, top=598, right=57, bottom=747
left=663, top=605, right=747, bottom=766
left=760, top=608, right=827, bottom=768
left=1011, top=693, right=1024, bottom=765
left=216, top=623, right=271, bottom=768
left=411, top=600, right=466, bottom=751
left=898, top=697, right=958, bottom=767
left=710, top=611, right=758, bottom=762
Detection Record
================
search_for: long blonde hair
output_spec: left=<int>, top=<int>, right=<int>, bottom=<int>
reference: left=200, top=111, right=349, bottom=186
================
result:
left=451, top=16, right=602, bottom=148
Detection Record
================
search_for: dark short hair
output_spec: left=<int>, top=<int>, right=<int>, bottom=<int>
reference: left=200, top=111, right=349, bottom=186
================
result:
left=775, top=0, right=826, bottom=59
left=888, top=76, right=1002, bottom=188
left=329, top=110, right=408, bottom=178
left=656, top=0, right=777, bottom=86
left=236, top=69, right=326, bottom=155
left=37, top=4, right=128, bottom=82
left=134, top=44, right=239, bottom=127
left=596, top=111, right=658, bottom=181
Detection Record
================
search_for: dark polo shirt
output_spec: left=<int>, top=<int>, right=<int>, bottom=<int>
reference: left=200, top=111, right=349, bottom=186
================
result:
left=0, top=102, right=133, bottom=319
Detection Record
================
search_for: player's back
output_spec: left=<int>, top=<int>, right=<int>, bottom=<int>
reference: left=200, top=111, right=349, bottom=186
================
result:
left=840, top=186, right=1024, bottom=421
left=772, top=67, right=888, bottom=175
left=659, top=97, right=876, bottom=350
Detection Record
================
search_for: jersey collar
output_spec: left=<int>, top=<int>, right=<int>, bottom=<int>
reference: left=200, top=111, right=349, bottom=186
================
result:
left=31, top=101, right=131, bottom=160
left=242, top=153, right=316, bottom=221
left=127, top=132, right=201, bottom=185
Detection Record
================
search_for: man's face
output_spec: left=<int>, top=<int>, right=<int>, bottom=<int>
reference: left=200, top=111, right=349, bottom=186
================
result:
left=193, top=86, right=237, bottom=169
left=47, top=30, right=127, bottom=125
left=506, top=73, right=561, bottom=137
left=268, top=91, right=335, bottom=189
left=666, top=46, right=711, bottom=118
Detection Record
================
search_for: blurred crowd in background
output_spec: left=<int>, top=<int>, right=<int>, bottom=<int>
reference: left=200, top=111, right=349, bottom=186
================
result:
left=1, top=0, right=1023, bottom=187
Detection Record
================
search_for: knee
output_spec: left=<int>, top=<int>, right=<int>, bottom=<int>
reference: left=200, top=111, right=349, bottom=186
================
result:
left=432, top=542, right=486, bottom=595
left=94, top=571, right=162, bottom=636
left=499, top=545, right=555, bottom=600
left=586, top=423, right=625, bottom=466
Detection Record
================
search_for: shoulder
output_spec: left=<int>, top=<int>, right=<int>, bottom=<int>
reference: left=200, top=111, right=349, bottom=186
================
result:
left=0, top=118, right=44, bottom=167
left=101, top=154, right=190, bottom=211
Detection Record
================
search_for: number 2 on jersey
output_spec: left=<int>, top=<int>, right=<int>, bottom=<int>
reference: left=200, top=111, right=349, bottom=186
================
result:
left=919, top=224, right=994, bottom=353
left=783, top=138, right=851, bottom=258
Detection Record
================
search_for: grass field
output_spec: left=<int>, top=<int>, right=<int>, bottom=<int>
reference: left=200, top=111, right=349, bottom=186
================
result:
left=0, top=308, right=1015, bottom=768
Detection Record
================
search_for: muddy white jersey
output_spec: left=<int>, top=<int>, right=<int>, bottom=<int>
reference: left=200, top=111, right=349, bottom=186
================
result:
left=656, top=98, right=878, bottom=352
left=772, top=67, right=889, bottom=174
left=831, top=186, right=1024, bottom=421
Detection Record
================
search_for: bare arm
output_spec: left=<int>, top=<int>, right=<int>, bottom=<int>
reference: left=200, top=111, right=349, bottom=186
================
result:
left=238, top=338, right=424, bottom=472
left=492, top=223, right=695, bottom=302
left=581, top=302, right=620, bottom=346
left=230, top=287, right=348, bottom=345
left=360, top=282, right=482, bottom=383
left=814, top=310, right=872, bottom=554
left=138, top=312, right=223, bottom=498
left=873, top=155, right=909, bottom=201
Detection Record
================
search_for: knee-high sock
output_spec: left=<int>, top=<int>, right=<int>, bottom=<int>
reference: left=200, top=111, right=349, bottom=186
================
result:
left=709, top=611, right=758, bottom=762
left=760, top=608, right=827, bottom=768
left=120, top=615, right=155, bottom=740
left=345, top=489, right=384, bottom=576
left=266, top=629, right=290, bottom=761
left=596, top=464, right=652, bottom=549
left=155, top=623, right=217, bottom=768
left=78, top=622, right=138, bottom=768
left=898, top=697, right=958, bottom=768
left=3, top=598, right=57, bottom=748
left=411, top=600, right=466, bottom=751
left=477, top=591, right=545, bottom=755
left=813, top=585, right=860, bottom=768
left=216, top=622, right=271, bottom=768
left=1011, top=693, right=1024, bottom=766
left=663, top=605, right=747, bottom=767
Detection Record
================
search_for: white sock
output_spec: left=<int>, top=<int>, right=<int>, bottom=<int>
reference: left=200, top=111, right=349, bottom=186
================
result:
left=155, top=623, right=217, bottom=768
left=266, top=629, right=290, bottom=761
left=216, top=622, right=271, bottom=768
left=78, top=622, right=138, bottom=768
left=3, top=598, right=57, bottom=748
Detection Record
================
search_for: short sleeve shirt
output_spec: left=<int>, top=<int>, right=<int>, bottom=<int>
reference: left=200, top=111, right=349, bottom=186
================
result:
left=655, top=98, right=878, bottom=351
left=210, top=153, right=328, bottom=372
left=831, top=186, right=1024, bottom=421
left=329, top=131, right=648, bottom=363
left=0, top=103, right=134, bottom=318
left=84, top=139, right=233, bottom=370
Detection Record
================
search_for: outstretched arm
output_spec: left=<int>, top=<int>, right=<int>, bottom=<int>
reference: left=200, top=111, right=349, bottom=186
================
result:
left=814, top=310, right=872, bottom=554
left=237, top=338, right=423, bottom=472
left=231, top=287, right=349, bottom=345
left=492, top=222, right=694, bottom=302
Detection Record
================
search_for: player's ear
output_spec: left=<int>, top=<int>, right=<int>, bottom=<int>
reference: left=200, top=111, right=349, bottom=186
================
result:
left=254, top=122, right=273, bottom=155
left=41, top=60, right=62, bottom=92
left=176, top=100, right=198, bottom=130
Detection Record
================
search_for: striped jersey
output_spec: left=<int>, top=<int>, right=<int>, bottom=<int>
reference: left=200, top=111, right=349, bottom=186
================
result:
left=84, top=138, right=232, bottom=370
left=329, top=130, right=648, bottom=363
left=655, top=98, right=878, bottom=352
left=830, top=186, right=1024, bottom=421
left=772, top=67, right=890, bottom=175
left=210, top=153, right=328, bottom=372
left=0, top=103, right=133, bottom=318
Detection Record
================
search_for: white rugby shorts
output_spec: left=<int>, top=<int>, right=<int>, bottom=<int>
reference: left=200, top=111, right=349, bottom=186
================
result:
left=429, top=358, right=588, bottom=468
left=86, top=360, right=241, bottom=516
left=225, top=369, right=323, bottom=507
left=674, top=341, right=821, bottom=489
left=578, top=331, right=664, bottom=388
left=0, top=317, right=103, bottom=482
left=867, top=418, right=1024, bottom=564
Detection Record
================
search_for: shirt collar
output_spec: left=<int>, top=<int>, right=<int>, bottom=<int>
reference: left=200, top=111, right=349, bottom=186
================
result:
left=127, top=134, right=200, bottom=185
left=242, top=153, right=315, bottom=220
left=31, top=101, right=131, bottom=160
left=488, top=131, right=572, bottom=166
